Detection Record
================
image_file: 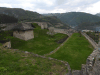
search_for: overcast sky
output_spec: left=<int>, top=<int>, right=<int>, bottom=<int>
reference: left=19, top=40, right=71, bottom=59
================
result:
left=0, top=0, right=100, bottom=15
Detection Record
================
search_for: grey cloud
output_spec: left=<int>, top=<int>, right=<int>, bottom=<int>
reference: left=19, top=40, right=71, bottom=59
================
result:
left=56, top=0, right=67, bottom=5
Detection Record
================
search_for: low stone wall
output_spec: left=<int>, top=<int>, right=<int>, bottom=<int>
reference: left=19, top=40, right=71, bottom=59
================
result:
left=80, top=49, right=99, bottom=75
left=25, top=22, right=48, bottom=29
left=33, top=22, right=48, bottom=29
left=6, top=48, right=71, bottom=74
left=66, top=32, right=99, bottom=75
left=67, top=49, right=99, bottom=75
left=48, top=27, right=74, bottom=36
left=81, top=32, right=98, bottom=49
left=3, top=41, right=11, bottom=48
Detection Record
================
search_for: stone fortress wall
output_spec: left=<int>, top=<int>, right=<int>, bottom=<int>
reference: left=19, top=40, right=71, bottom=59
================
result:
left=48, top=27, right=76, bottom=36
left=66, top=32, right=100, bottom=75
left=25, top=22, right=77, bottom=36
left=2, top=22, right=100, bottom=75
left=81, top=32, right=98, bottom=49
left=25, top=22, right=49, bottom=29
left=13, top=30, right=34, bottom=41
left=3, top=31, right=100, bottom=75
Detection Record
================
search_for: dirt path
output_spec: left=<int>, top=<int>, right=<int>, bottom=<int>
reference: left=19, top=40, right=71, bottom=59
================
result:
left=44, top=34, right=72, bottom=57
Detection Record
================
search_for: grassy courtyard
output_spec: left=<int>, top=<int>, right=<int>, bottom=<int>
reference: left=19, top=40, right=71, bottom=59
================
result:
left=0, top=46, right=68, bottom=75
left=4, top=23, right=68, bottom=55
left=47, top=33, right=93, bottom=70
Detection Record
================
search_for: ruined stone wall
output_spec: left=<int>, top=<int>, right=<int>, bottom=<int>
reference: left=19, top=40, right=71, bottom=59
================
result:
left=66, top=32, right=99, bottom=75
left=3, top=41, right=11, bottom=48
left=80, top=49, right=99, bottom=75
left=81, top=32, right=98, bottom=49
left=34, top=22, right=48, bottom=29
left=13, top=30, right=34, bottom=41
left=91, top=51, right=100, bottom=75
left=54, top=28, right=66, bottom=34
left=13, top=30, right=25, bottom=40
left=48, top=27, right=74, bottom=36
left=24, top=30, right=34, bottom=41
left=25, top=22, right=48, bottom=29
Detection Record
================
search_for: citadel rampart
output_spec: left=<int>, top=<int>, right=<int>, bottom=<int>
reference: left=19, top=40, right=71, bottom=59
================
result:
left=66, top=32, right=99, bottom=75
left=25, top=22, right=49, bottom=29
left=48, top=27, right=75, bottom=36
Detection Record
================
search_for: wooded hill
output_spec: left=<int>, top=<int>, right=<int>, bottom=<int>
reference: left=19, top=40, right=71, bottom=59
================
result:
left=0, top=7, right=41, bottom=20
left=96, top=13, right=100, bottom=17
left=42, top=12, right=100, bottom=28
left=0, top=7, right=70, bottom=29
left=0, top=14, right=18, bottom=24
left=74, top=21, right=100, bottom=31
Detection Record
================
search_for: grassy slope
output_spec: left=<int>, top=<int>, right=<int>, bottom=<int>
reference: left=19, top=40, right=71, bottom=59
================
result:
left=47, top=33, right=93, bottom=70
left=6, top=24, right=68, bottom=55
left=0, top=46, right=68, bottom=75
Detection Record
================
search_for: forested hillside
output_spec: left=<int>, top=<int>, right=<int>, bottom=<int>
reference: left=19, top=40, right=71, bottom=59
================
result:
left=0, top=7, right=70, bottom=29
left=0, top=14, right=18, bottom=24
left=42, top=12, right=100, bottom=27
left=75, top=21, right=100, bottom=30
left=96, top=13, right=100, bottom=17
left=0, top=7, right=42, bottom=20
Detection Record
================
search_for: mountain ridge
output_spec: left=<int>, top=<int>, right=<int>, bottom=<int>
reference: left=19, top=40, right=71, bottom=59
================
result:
left=0, top=7, right=70, bottom=29
left=42, top=12, right=100, bottom=28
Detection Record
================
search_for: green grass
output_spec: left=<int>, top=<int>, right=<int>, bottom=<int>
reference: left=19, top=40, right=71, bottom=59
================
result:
left=47, top=33, right=93, bottom=70
left=4, top=23, right=68, bottom=55
left=0, top=47, right=68, bottom=75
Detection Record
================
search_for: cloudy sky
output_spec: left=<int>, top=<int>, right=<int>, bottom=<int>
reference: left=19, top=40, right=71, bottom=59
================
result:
left=0, top=0, right=100, bottom=15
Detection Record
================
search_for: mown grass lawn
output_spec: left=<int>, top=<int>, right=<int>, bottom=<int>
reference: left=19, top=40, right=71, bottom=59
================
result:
left=5, top=23, right=68, bottom=55
left=0, top=47, right=68, bottom=75
left=47, top=33, right=93, bottom=70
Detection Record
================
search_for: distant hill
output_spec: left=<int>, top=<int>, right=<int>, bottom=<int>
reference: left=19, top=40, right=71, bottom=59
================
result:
left=0, top=7, right=42, bottom=20
left=0, top=7, right=70, bottom=29
left=42, top=12, right=100, bottom=28
left=96, top=13, right=100, bottom=17
left=74, top=21, right=100, bottom=31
